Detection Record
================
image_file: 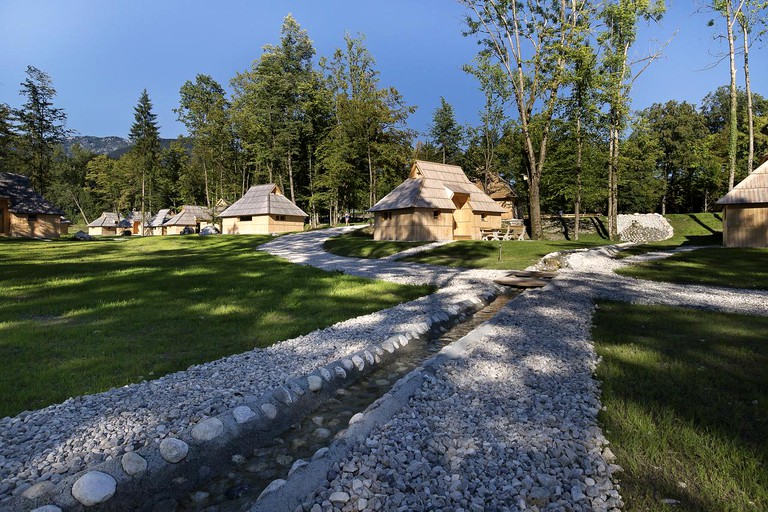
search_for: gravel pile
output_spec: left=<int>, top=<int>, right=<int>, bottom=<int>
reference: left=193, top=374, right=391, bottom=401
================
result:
left=302, top=283, right=622, bottom=512
left=616, top=214, right=673, bottom=243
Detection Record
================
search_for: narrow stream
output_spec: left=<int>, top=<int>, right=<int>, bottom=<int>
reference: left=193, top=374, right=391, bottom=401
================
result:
left=179, top=292, right=517, bottom=511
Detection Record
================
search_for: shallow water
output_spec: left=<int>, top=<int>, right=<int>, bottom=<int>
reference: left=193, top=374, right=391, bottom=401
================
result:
left=179, top=292, right=517, bottom=511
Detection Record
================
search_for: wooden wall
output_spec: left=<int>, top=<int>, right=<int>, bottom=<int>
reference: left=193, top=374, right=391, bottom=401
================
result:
left=723, top=204, right=768, bottom=247
left=373, top=208, right=453, bottom=241
left=88, top=225, right=118, bottom=236
left=373, top=208, right=503, bottom=241
left=222, top=215, right=305, bottom=234
left=11, top=213, right=62, bottom=238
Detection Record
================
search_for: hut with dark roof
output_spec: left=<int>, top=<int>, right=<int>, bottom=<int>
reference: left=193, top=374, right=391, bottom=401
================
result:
left=220, top=184, right=307, bottom=234
left=88, top=212, right=120, bottom=236
left=368, top=160, right=507, bottom=241
left=716, top=156, right=768, bottom=247
left=0, top=172, right=67, bottom=238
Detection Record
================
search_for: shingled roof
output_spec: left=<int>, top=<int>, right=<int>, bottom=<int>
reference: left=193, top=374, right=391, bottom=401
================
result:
left=0, top=172, right=65, bottom=215
left=87, top=212, right=120, bottom=228
left=716, top=158, right=768, bottom=206
left=164, top=205, right=213, bottom=227
left=149, top=208, right=172, bottom=228
left=220, top=184, right=308, bottom=218
left=369, top=161, right=507, bottom=214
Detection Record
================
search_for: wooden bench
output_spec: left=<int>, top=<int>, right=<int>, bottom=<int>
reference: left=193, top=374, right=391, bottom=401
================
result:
left=481, top=225, right=526, bottom=241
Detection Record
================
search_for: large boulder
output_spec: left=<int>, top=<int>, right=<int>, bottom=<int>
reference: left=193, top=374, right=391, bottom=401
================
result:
left=73, top=230, right=94, bottom=241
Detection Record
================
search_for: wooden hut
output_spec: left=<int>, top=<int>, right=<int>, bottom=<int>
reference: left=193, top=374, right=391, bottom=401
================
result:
left=88, top=212, right=120, bottom=236
left=0, top=172, right=67, bottom=238
left=148, top=208, right=172, bottom=236
left=369, top=160, right=507, bottom=241
left=164, top=205, right=214, bottom=235
left=220, top=184, right=307, bottom=234
left=474, top=176, right=519, bottom=220
left=716, top=157, right=768, bottom=247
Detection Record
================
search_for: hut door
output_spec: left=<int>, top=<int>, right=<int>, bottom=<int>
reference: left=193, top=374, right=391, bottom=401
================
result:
left=452, top=194, right=472, bottom=239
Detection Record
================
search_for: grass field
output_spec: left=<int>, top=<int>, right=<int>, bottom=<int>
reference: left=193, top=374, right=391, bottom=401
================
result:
left=617, top=247, right=768, bottom=290
left=0, top=235, right=433, bottom=418
left=322, top=226, right=428, bottom=258
left=592, top=301, right=768, bottom=511
left=402, top=233, right=611, bottom=270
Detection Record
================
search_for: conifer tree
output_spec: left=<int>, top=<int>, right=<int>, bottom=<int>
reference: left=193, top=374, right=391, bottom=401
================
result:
left=429, top=97, right=463, bottom=164
left=129, top=89, right=160, bottom=233
left=15, top=66, right=68, bottom=195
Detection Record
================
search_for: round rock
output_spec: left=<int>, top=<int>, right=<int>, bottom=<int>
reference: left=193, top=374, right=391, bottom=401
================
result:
left=71, top=471, right=116, bottom=506
left=261, top=403, right=278, bottom=419
left=31, top=506, right=63, bottom=512
left=307, top=375, right=323, bottom=392
left=191, top=417, right=224, bottom=442
left=233, top=405, right=256, bottom=424
left=159, top=438, right=189, bottom=463
left=121, top=452, right=147, bottom=476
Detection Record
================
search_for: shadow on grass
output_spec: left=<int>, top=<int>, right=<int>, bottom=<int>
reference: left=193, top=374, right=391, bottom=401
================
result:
left=593, top=301, right=768, bottom=511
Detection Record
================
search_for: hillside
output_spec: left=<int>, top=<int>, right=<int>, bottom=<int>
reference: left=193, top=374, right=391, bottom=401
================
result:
left=63, top=135, right=179, bottom=158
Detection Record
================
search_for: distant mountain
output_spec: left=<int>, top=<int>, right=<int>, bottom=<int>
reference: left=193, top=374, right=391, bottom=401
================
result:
left=64, top=135, right=180, bottom=159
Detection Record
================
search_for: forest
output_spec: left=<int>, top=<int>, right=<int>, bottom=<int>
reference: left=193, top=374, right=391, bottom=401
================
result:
left=0, top=1, right=766, bottom=240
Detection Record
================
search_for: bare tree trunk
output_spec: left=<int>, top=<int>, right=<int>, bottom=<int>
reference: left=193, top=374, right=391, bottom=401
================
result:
left=287, top=153, right=295, bottom=204
left=574, top=116, right=582, bottom=241
left=202, top=160, right=211, bottom=208
left=69, top=189, right=89, bottom=225
left=726, top=0, right=738, bottom=190
left=741, top=18, right=754, bottom=173
left=367, top=144, right=374, bottom=209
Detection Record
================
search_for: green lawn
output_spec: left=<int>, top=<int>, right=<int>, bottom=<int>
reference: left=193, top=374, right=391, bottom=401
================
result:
left=0, top=235, right=433, bottom=417
left=617, top=247, right=768, bottom=290
left=323, top=226, right=429, bottom=258
left=402, top=233, right=611, bottom=270
left=592, top=301, right=768, bottom=511
left=618, top=213, right=723, bottom=257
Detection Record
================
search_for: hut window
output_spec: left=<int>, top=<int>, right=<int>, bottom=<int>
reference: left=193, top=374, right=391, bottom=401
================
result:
left=383, top=212, right=391, bottom=220
left=275, top=215, right=286, bottom=221
left=239, top=215, right=252, bottom=221
left=28, top=214, right=37, bottom=222
left=433, top=210, right=440, bottom=219
left=481, top=214, right=487, bottom=222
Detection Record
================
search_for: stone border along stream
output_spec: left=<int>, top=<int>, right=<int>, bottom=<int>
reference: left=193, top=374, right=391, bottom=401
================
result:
left=2, top=245, right=506, bottom=511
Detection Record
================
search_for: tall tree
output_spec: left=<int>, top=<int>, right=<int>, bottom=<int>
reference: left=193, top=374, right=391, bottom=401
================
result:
left=319, top=33, right=414, bottom=217
left=0, top=103, right=17, bottom=173
left=176, top=74, right=234, bottom=207
left=736, top=1, right=767, bottom=173
left=429, top=97, right=463, bottom=164
left=462, top=0, right=590, bottom=239
left=15, top=66, right=68, bottom=195
left=598, top=0, right=666, bottom=240
left=231, top=14, right=317, bottom=204
left=129, top=89, right=161, bottom=233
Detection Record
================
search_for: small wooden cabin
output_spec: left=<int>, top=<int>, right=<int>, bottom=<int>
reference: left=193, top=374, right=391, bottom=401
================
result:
left=369, top=160, right=507, bottom=241
left=474, top=176, right=519, bottom=220
left=0, top=172, right=67, bottom=238
left=220, top=184, right=307, bottom=234
left=149, top=208, right=172, bottom=236
left=88, top=212, right=120, bottom=236
left=716, top=157, right=768, bottom=247
left=164, top=205, right=214, bottom=235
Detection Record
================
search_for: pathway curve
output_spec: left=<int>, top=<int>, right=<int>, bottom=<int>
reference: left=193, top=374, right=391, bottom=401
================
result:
left=258, top=231, right=767, bottom=512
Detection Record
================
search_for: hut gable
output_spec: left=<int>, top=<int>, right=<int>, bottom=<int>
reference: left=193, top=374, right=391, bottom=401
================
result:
left=149, top=209, right=172, bottom=228
left=369, top=161, right=506, bottom=214
left=0, top=172, right=65, bottom=216
left=220, top=184, right=308, bottom=218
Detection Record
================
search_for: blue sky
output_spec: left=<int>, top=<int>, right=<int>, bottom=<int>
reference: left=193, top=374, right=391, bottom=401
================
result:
left=0, top=0, right=765, bottom=140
